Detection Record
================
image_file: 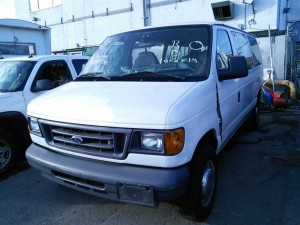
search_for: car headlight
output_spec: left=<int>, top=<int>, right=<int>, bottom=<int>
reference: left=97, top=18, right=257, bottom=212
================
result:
left=141, top=132, right=163, bottom=152
left=28, top=117, right=41, bottom=136
left=140, top=128, right=184, bottom=155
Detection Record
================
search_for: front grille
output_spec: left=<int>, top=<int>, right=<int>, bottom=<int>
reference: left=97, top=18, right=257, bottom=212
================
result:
left=39, top=119, right=131, bottom=159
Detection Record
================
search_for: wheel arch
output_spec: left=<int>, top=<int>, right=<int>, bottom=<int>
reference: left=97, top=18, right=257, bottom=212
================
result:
left=191, top=129, right=218, bottom=162
left=0, top=111, right=31, bottom=152
left=257, top=87, right=262, bottom=103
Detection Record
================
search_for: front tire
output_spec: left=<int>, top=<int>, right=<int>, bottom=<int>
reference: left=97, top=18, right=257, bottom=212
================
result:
left=0, top=129, right=19, bottom=174
left=178, top=144, right=218, bottom=222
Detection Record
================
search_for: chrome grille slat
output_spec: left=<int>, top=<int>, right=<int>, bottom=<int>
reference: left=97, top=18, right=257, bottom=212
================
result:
left=53, top=136, right=114, bottom=149
left=38, top=119, right=131, bottom=159
left=52, top=128, right=113, bottom=141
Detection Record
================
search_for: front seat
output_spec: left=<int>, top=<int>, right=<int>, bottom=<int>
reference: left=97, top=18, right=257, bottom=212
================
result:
left=133, top=51, right=159, bottom=70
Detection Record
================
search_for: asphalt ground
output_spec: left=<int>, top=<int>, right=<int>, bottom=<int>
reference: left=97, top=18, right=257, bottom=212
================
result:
left=0, top=103, right=299, bottom=225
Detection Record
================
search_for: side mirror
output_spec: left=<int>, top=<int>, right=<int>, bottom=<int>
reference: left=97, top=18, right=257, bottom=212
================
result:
left=218, top=56, right=248, bottom=81
left=32, top=79, right=53, bottom=92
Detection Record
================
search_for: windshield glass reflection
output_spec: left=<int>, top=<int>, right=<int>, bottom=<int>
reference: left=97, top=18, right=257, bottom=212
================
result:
left=79, top=25, right=211, bottom=81
left=0, top=61, right=36, bottom=92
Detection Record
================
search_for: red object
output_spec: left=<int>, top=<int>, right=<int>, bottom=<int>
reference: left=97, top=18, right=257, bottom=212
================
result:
left=272, top=92, right=281, bottom=98
left=272, top=97, right=287, bottom=108
left=263, top=86, right=281, bottom=98
left=263, top=86, right=287, bottom=108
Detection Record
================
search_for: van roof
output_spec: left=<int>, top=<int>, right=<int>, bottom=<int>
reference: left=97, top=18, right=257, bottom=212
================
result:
left=111, top=22, right=255, bottom=38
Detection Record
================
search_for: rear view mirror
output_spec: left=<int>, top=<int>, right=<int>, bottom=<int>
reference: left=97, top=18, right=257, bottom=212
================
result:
left=32, top=79, right=53, bottom=92
left=218, top=56, right=248, bottom=81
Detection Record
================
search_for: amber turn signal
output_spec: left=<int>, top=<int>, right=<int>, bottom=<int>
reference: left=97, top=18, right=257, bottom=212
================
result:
left=164, top=128, right=185, bottom=155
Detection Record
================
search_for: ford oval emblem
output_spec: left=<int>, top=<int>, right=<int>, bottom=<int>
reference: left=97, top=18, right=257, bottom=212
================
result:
left=71, top=135, right=83, bottom=144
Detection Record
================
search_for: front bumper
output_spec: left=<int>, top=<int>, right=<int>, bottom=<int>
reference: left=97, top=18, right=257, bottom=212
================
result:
left=26, top=143, right=190, bottom=207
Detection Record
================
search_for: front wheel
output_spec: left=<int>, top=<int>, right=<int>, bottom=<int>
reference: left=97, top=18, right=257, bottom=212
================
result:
left=0, top=129, right=19, bottom=174
left=178, top=144, right=218, bottom=222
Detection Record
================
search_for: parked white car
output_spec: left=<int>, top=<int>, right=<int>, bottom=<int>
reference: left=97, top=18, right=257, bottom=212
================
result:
left=26, top=23, right=262, bottom=221
left=0, top=55, right=89, bottom=174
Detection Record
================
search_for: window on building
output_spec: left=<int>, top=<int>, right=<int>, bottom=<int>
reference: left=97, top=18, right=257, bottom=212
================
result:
left=0, top=42, right=35, bottom=55
left=29, top=0, right=61, bottom=11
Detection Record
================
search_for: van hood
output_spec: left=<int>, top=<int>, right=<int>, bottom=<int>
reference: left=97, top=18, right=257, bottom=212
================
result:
left=27, top=81, right=196, bottom=128
left=0, top=92, right=12, bottom=99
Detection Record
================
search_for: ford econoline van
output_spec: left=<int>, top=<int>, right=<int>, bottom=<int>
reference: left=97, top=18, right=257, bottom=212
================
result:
left=26, top=23, right=262, bottom=221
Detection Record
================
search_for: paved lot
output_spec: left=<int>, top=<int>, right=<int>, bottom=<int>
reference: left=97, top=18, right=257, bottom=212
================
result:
left=1, top=103, right=299, bottom=225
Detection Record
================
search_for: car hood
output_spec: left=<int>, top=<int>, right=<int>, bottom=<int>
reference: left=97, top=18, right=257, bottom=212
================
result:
left=27, top=81, right=196, bottom=128
left=0, top=92, right=12, bottom=99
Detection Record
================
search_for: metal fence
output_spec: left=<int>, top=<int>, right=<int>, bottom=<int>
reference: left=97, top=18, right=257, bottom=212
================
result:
left=251, top=30, right=286, bottom=81
left=251, top=24, right=300, bottom=99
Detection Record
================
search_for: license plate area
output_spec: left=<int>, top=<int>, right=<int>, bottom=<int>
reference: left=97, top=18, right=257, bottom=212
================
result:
left=117, top=183, right=156, bottom=207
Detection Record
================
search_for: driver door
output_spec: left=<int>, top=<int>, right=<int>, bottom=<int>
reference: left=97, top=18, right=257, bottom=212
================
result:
left=216, top=29, right=241, bottom=143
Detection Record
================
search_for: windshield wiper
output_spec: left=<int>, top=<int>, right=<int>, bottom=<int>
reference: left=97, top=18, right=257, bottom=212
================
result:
left=78, top=72, right=111, bottom=80
left=0, top=89, right=9, bottom=93
left=121, top=71, right=186, bottom=81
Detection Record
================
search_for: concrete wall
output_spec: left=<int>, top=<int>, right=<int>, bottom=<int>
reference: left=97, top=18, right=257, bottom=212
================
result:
left=10, top=0, right=285, bottom=52
left=28, top=0, right=144, bottom=51
left=0, top=0, right=32, bottom=21
left=286, top=0, right=300, bottom=23
left=150, top=0, right=280, bottom=31
left=2, top=0, right=299, bottom=53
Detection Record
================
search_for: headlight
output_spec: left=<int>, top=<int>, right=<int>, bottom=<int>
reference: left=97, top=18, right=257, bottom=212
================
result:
left=141, top=132, right=163, bottom=152
left=139, top=128, right=184, bottom=155
left=28, top=117, right=41, bottom=136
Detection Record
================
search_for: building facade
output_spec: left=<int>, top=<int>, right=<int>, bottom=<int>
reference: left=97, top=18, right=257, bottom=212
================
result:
left=2, top=0, right=300, bottom=86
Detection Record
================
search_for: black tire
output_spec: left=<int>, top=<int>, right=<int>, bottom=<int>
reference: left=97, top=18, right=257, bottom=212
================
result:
left=178, top=144, right=218, bottom=222
left=0, top=129, right=19, bottom=174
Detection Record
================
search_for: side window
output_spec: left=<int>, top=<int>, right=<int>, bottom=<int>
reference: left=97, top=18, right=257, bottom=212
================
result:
left=232, top=32, right=253, bottom=69
left=247, top=36, right=262, bottom=67
left=35, top=60, right=72, bottom=88
left=216, top=30, right=233, bottom=70
left=72, top=59, right=89, bottom=75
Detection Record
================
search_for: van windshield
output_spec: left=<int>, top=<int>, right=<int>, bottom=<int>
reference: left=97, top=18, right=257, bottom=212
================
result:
left=0, top=61, right=36, bottom=92
left=78, top=25, right=211, bottom=81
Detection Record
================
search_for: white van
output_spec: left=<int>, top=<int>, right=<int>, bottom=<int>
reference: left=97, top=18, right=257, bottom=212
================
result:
left=26, top=23, right=262, bottom=221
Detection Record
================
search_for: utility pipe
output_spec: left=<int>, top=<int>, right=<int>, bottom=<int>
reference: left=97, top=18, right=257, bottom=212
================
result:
left=268, top=25, right=275, bottom=90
